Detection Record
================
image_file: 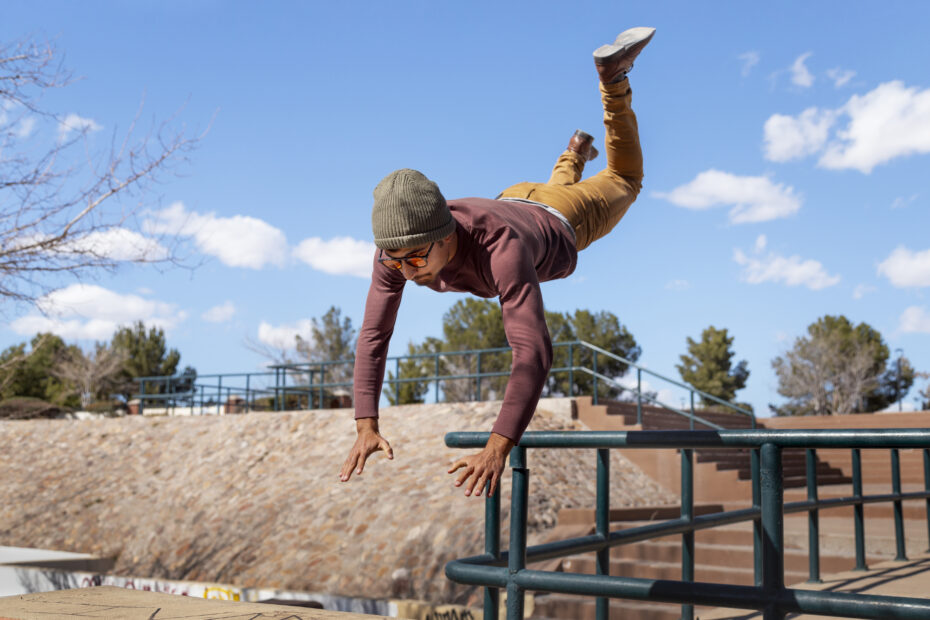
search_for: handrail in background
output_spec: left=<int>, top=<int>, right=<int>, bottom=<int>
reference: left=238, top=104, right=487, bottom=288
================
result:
left=133, top=341, right=756, bottom=428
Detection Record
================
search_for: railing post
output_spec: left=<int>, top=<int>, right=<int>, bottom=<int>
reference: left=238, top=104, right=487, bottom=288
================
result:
left=484, top=481, right=501, bottom=620
left=681, top=448, right=695, bottom=620
left=760, top=442, right=785, bottom=620
left=476, top=352, right=482, bottom=402
left=435, top=353, right=441, bottom=403
left=274, top=367, right=280, bottom=412
left=217, top=375, right=223, bottom=415
left=507, top=446, right=528, bottom=620
left=891, top=448, right=908, bottom=561
left=568, top=343, right=574, bottom=397
left=592, top=351, right=599, bottom=405
left=318, top=364, right=325, bottom=409
left=636, top=368, right=642, bottom=425
left=596, top=448, right=610, bottom=620
left=852, top=448, right=868, bottom=571
left=924, top=449, right=930, bottom=552
left=752, top=448, right=762, bottom=587
left=139, top=379, right=146, bottom=416
left=245, top=374, right=251, bottom=413
left=689, top=392, right=695, bottom=430
left=805, top=448, right=822, bottom=583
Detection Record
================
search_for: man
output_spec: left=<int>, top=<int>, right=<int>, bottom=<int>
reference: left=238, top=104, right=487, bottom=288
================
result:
left=339, top=27, right=655, bottom=497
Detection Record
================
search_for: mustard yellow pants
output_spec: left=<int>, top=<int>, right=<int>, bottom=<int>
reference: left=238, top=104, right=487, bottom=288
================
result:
left=498, top=79, right=643, bottom=251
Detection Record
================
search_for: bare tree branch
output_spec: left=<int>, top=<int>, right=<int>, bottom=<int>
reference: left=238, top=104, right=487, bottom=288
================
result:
left=0, top=37, right=204, bottom=308
left=51, top=342, right=127, bottom=408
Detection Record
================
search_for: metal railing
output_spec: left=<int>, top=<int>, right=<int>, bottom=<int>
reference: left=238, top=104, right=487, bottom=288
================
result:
left=134, top=341, right=756, bottom=427
left=444, top=429, right=930, bottom=620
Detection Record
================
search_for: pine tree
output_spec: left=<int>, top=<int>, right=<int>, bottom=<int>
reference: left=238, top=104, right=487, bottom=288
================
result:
left=295, top=306, right=357, bottom=405
left=676, top=326, right=749, bottom=407
left=111, top=321, right=182, bottom=402
left=545, top=309, right=640, bottom=400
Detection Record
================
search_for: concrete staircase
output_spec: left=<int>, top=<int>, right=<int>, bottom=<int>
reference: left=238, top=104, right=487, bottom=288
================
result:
left=528, top=401, right=930, bottom=619
left=571, top=398, right=851, bottom=499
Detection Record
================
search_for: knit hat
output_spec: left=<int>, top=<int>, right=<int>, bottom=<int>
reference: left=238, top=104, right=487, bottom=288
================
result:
left=371, top=169, right=456, bottom=249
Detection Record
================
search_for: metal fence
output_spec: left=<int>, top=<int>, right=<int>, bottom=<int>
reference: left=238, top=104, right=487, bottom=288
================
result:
left=134, top=341, right=756, bottom=427
left=444, top=429, right=930, bottom=620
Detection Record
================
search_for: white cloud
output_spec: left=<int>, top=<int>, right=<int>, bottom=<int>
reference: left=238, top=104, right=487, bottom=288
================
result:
left=665, top=279, right=691, bottom=291
left=763, top=108, right=837, bottom=162
left=754, top=234, right=768, bottom=253
left=62, top=228, right=169, bottom=261
left=763, top=81, right=930, bottom=173
left=257, top=319, right=313, bottom=350
left=202, top=301, right=236, bottom=323
left=733, top=240, right=840, bottom=290
left=15, top=116, right=36, bottom=139
left=853, top=284, right=876, bottom=300
left=294, top=236, right=375, bottom=279
left=11, top=284, right=185, bottom=340
left=899, top=306, right=930, bottom=334
left=655, top=169, right=801, bottom=223
left=145, top=202, right=288, bottom=269
left=58, top=113, right=102, bottom=139
left=827, top=67, right=856, bottom=88
left=878, top=246, right=930, bottom=287
left=738, top=51, right=760, bottom=77
left=820, top=81, right=930, bottom=173
left=615, top=373, right=676, bottom=407
left=891, top=194, right=918, bottom=209
left=790, top=52, right=815, bottom=88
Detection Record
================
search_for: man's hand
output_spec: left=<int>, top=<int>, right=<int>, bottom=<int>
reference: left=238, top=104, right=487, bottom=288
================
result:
left=340, top=417, right=393, bottom=482
left=447, top=432, right=515, bottom=497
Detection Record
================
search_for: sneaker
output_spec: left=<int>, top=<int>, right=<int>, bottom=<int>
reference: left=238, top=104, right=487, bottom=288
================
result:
left=593, top=27, right=656, bottom=84
left=567, top=129, right=599, bottom=162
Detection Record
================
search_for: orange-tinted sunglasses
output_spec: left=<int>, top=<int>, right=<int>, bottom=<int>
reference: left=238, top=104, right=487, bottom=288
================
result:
left=378, top=242, right=434, bottom=270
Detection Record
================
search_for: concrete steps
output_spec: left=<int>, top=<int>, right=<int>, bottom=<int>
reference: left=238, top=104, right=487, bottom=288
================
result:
left=530, top=512, right=927, bottom=619
left=531, top=402, right=930, bottom=619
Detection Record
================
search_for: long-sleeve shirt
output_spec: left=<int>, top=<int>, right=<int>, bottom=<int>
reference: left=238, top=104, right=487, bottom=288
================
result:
left=353, top=196, right=578, bottom=442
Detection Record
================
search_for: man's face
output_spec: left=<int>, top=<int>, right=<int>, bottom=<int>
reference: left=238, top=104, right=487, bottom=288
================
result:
left=381, top=237, right=453, bottom=286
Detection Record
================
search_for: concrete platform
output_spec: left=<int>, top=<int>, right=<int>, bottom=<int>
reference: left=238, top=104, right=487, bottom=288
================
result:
left=0, top=586, right=384, bottom=619
left=700, top=553, right=930, bottom=619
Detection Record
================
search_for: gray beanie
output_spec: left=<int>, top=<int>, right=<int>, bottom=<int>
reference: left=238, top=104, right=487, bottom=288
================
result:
left=371, top=169, right=456, bottom=249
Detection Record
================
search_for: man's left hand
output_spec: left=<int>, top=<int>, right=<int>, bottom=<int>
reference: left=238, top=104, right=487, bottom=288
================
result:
left=447, top=432, right=515, bottom=497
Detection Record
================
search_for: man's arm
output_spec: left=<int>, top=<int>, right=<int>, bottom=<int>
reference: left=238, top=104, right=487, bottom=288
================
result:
left=448, top=253, right=551, bottom=496
left=341, top=256, right=404, bottom=482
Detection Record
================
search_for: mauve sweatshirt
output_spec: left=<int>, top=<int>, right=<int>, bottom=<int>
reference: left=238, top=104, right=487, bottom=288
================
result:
left=353, top=197, right=578, bottom=442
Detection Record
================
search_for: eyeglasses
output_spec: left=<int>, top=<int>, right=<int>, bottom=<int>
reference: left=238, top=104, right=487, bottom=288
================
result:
left=378, top=243, right=434, bottom=270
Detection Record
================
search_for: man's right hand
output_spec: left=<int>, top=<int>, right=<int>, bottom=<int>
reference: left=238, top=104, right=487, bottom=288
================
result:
left=340, top=417, right=394, bottom=482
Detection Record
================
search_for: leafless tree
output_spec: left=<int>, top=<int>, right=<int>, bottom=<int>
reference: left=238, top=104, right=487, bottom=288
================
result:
left=242, top=335, right=299, bottom=368
left=773, top=330, right=882, bottom=415
left=51, top=343, right=128, bottom=408
left=0, top=37, right=201, bottom=307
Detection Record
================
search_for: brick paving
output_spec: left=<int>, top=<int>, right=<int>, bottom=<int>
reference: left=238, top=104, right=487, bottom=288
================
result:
left=0, top=400, right=675, bottom=606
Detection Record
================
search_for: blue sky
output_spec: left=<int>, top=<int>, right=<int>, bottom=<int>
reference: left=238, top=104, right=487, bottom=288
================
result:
left=2, top=1, right=929, bottom=415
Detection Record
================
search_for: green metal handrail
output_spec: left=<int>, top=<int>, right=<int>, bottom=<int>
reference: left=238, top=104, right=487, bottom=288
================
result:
left=444, top=429, right=930, bottom=620
left=134, top=341, right=755, bottom=429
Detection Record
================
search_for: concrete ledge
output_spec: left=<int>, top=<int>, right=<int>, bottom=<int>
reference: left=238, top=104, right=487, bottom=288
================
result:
left=700, top=553, right=930, bottom=619
left=0, top=586, right=384, bottom=619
